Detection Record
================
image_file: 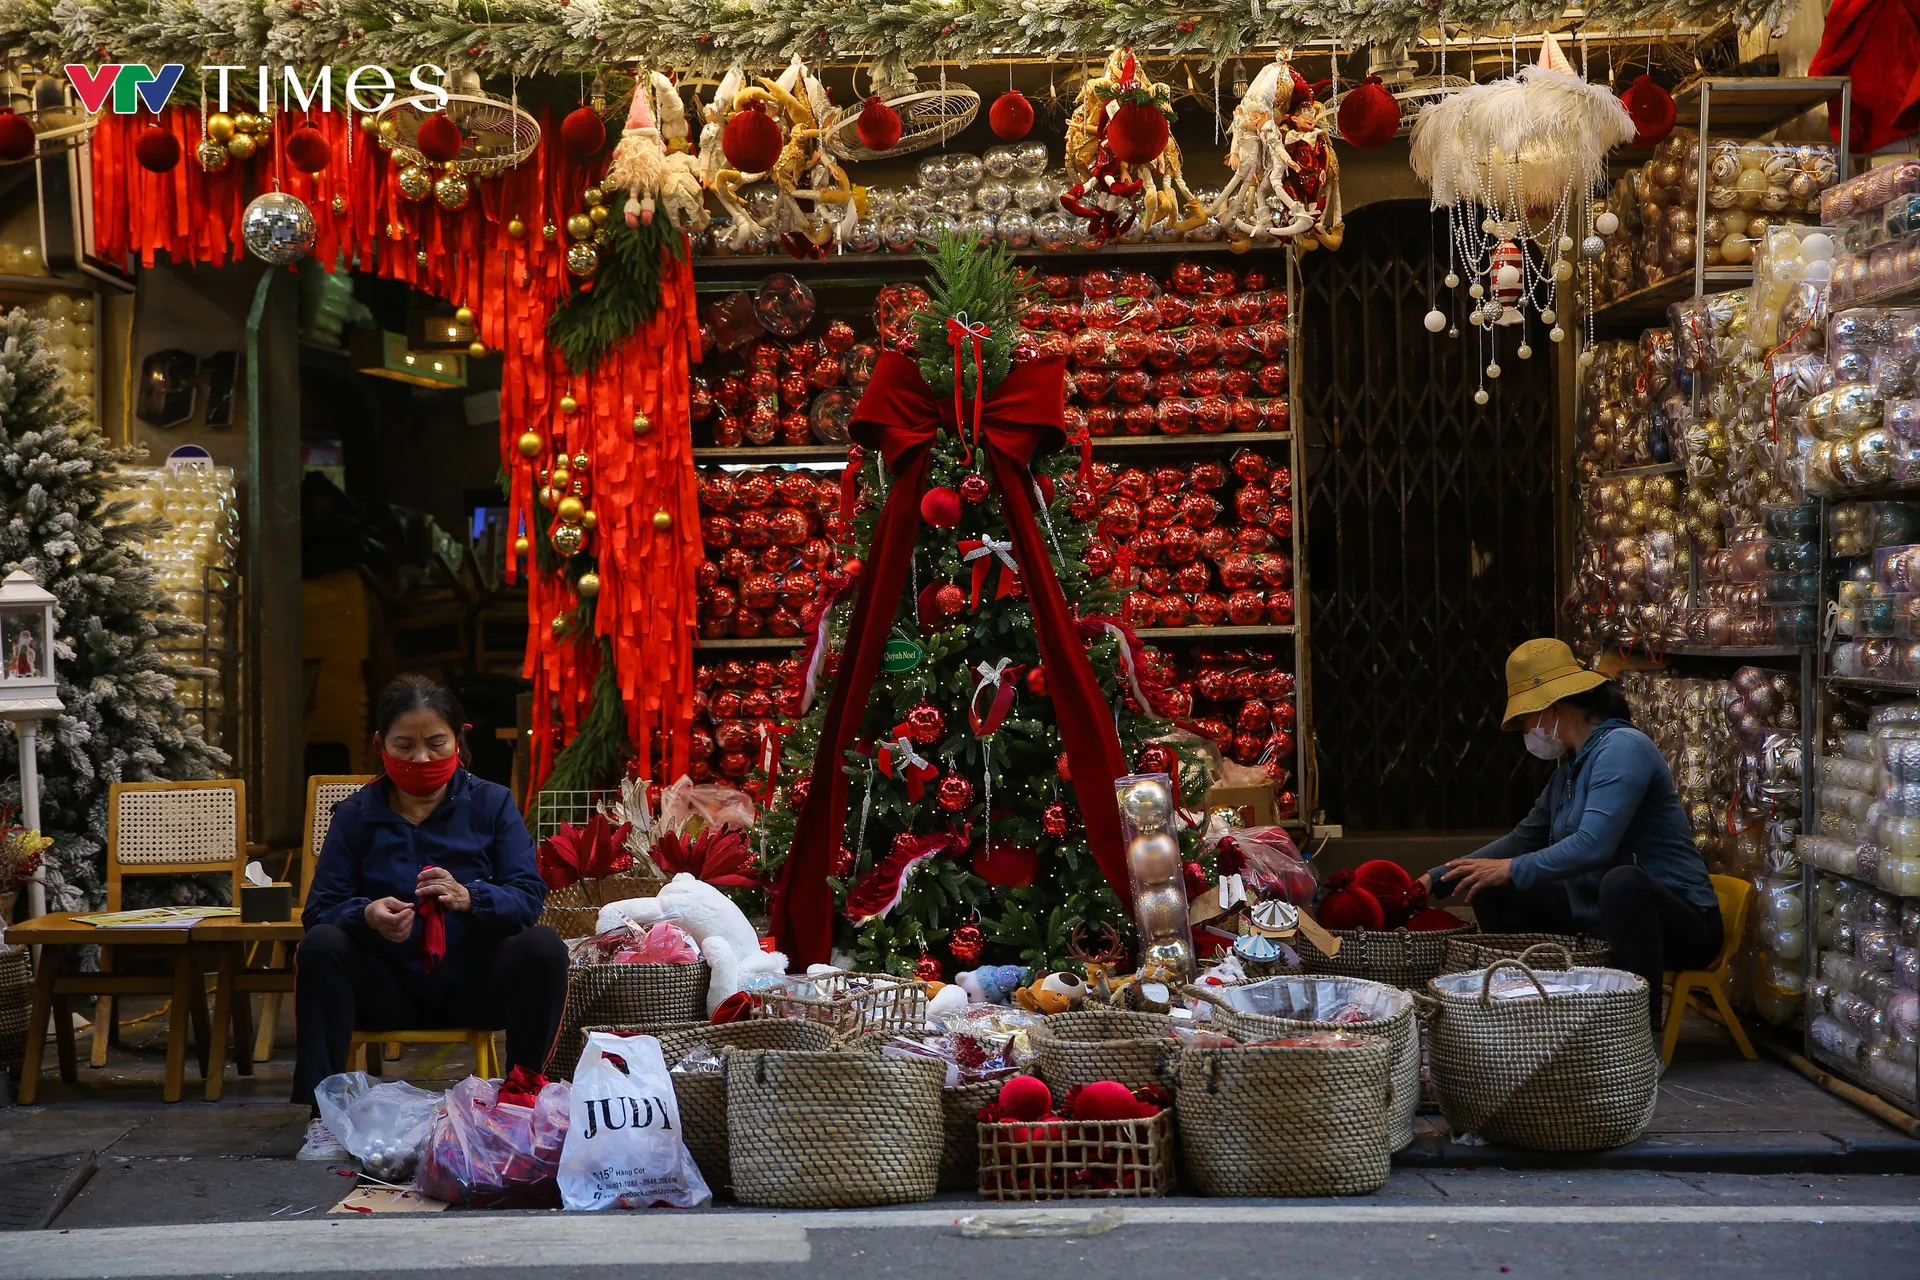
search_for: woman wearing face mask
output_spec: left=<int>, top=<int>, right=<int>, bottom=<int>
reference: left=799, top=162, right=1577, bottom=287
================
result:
left=1417, top=638, right=1722, bottom=1033
left=291, top=675, right=565, bottom=1155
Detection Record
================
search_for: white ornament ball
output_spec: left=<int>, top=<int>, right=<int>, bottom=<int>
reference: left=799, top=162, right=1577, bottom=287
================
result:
left=1481, top=216, right=1496, bottom=234
left=1474, top=388, right=1490, bottom=406
left=1486, top=362, right=1502, bottom=379
left=1540, top=308, right=1556, bottom=325
left=1799, top=232, right=1834, bottom=262
left=1557, top=234, right=1574, bottom=254
left=1443, top=271, right=1461, bottom=289
left=1517, top=343, right=1533, bottom=360
left=1424, top=308, right=1447, bottom=333
left=1467, top=281, right=1485, bottom=299
left=1467, top=307, right=1485, bottom=327
left=242, top=192, right=317, bottom=265
left=1550, top=326, right=1566, bottom=343
left=1495, top=263, right=1521, bottom=289
left=1596, top=210, right=1620, bottom=236
left=1553, top=259, right=1574, bottom=281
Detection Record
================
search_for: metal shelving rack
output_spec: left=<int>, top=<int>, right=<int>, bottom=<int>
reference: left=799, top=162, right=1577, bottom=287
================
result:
left=689, top=238, right=1312, bottom=822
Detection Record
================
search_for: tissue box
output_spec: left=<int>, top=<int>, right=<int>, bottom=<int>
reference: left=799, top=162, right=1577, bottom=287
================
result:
left=240, top=883, right=293, bottom=923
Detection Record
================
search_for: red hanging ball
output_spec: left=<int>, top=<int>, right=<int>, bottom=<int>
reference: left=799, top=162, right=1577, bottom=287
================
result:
left=1106, top=101, right=1169, bottom=165
left=0, top=109, right=35, bottom=162
left=831, top=844, right=854, bottom=878
left=915, top=947, right=945, bottom=983
left=905, top=701, right=946, bottom=746
left=722, top=101, right=784, bottom=174
left=973, top=836, right=1038, bottom=888
left=1621, top=74, right=1676, bottom=148
left=415, top=111, right=464, bottom=164
left=936, top=774, right=975, bottom=813
left=1351, top=859, right=1418, bottom=926
left=1025, top=665, right=1048, bottom=697
left=1135, top=744, right=1178, bottom=777
left=948, top=922, right=986, bottom=966
left=133, top=126, right=181, bottom=173
left=959, top=473, right=991, bottom=503
left=560, top=104, right=607, bottom=158
left=285, top=123, right=332, bottom=174
left=934, top=582, right=967, bottom=618
left=1040, top=801, right=1075, bottom=838
left=920, top=486, right=963, bottom=528
left=989, top=90, right=1035, bottom=141
left=856, top=96, right=902, bottom=152
left=1337, top=76, right=1401, bottom=149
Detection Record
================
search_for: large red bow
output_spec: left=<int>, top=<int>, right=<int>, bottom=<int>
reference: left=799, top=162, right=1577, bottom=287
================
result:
left=771, top=351, right=1133, bottom=966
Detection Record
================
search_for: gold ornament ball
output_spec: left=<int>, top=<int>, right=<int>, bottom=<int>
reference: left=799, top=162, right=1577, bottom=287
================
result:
left=588, top=204, right=610, bottom=226
left=516, top=431, right=544, bottom=459
left=232, top=111, right=258, bottom=135
left=652, top=510, right=673, bottom=531
left=453, top=305, right=475, bottom=326
left=397, top=165, right=432, bottom=201
left=594, top=225, right=614, bottom=246
left=556, top=495, right=586, bottom=524
left=552, top=466, right=572, bottom=489
left=415, top=250, right=429, bottom=268
left=330, top=194, right=347, bottom=215
left=581, top=510, right=598, bottom=531
left=566, top=213, right=595, bottom=240
left=467, top=340, right=487, bottom=359
left=195, top=139, right=230, bottom=173
left=507, top=217, right=526, bottom=238
left=551, top=614, right=568, bottom=635
left=566, top=242, right=599, bottom=277
left=377, top=118, right=399, bottom=143
left=583, top=186, right=605, bottom=207
left=206, top=112, right=237, bottom=143
left=571, top=452, right=590, bottom=471
left=513, top=536, right=529, bottom=555
left=251, top=114, right=272, bottom=138
left=358, top=113, right=379, bottom=134
left=538, top=485, right=557, bottom=508
left=577, top=571, right=601, bottom=598
left=541, top=222, right=558, bottom=240
left=632, top=412, right=652, bottom=436
left=434, top=173, right=471, bottom=212
left=559, top=394, right=579, bottom=415
left=224, top=132, right=257, bottom=160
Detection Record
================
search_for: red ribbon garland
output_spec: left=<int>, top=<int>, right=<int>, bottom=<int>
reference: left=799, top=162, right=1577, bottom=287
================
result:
left=770, top=351, right=1134, bottom=967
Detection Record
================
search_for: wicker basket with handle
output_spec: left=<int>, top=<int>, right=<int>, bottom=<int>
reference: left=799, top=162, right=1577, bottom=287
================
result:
left=750, top=970, right=926, bottom=1043
left=1029, top=1008, right=1180, bottom=1095
left=537, top=870, right=664, bottom=940
left=849, top=1030, right=1008, bottom=1193
left=545, top=960, right=709, bottom=1080
left=1442, top=934, right=1610, bottom=975
left=1302, top=923, right=1473, bottom=989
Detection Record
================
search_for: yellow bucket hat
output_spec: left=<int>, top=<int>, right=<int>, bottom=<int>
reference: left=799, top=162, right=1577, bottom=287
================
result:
left=1501, top=638, right=1606, bottom=730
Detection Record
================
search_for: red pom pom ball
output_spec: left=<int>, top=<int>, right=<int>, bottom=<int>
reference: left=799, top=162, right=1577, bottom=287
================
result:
left=1621, top=75, right=1676, bottom=149
left=285, top=123, right=331, bottom=174
left=415, top=111, right=464, bottom=164
left=723, top=101, right=783, bottom=174
left=856, top=97, right=902, bottom=152
left=998, top=1074, right=1053, bottom=1121
left=133, top=126, right=181, bottom=173
left=560, top=105, right=607, bottom=158
left=1337, top=76, right=1400, bottom=149
left=0, top=110, right=34, bottom=163
left=1317, top=869, right=1385, bottom=931
left=1351, top=859, right=1418, bottom=927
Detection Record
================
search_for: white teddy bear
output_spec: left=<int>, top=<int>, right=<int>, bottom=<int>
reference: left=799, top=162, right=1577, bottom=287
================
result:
left=597, top=874, right=789, bottom=1015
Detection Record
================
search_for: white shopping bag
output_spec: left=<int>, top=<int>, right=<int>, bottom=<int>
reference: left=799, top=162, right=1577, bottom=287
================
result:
left=558, top=1031, right=712, bottom=1210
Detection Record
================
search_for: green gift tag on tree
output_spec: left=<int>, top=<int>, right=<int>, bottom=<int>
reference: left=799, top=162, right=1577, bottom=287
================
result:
left=880, top=638, right=924, bottom=674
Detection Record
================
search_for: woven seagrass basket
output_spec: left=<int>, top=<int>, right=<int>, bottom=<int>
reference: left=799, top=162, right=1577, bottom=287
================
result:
left=1442, top=934, right=1610, bottom=975
left=977, top=1111, right=1175, bottom=1200
left=1187, top=975, right=1420, bottom=1152
left=1176, top=1037, right=1394, bottom=1197
left=849, top=1030, right=1008, bottom=1193
left=536, top=871, right=665, bottom=939
left=1030, top=1009, right=1180, bottom=1094
left=1425, top=958, right=1656, bottom=1151
left=751, top=970, right=925, bottom=1043
left=545, top=961, right=709, bottom=1079
left=725, top=1048, right=945, bottom=1207
left=0, top=944, right=28, bottom=1086
left=1302, top=923, right=1473, bottom=989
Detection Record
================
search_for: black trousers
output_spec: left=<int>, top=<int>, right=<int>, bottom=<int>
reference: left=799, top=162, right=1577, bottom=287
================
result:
left=1469, top=864, right=1723, bottom=1032
left=291, top=922, right=570, bottom=1106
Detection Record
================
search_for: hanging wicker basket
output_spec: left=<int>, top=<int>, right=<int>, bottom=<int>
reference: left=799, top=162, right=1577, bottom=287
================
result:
left=545, top=961, right=709, bottom=1080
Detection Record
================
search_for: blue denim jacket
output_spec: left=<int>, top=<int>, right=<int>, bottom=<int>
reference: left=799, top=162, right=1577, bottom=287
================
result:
left=1432, top=720, right=1719, bottom=930
left=303, top=770, right=546, bottom=985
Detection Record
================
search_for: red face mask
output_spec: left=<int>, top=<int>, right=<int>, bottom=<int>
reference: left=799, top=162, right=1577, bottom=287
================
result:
left=381, top=750, right=459, bottom=797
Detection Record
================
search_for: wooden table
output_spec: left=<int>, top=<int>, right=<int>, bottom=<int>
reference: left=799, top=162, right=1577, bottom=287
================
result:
left=6, top=913, right=208, bottom=1104
left=185, top=917, right=304, bottom=1100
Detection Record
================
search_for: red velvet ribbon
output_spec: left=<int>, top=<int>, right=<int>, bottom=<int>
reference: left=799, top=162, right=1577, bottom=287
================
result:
left=874, top=729, right=940, bottom=801
left=770, top=351, right=1133, bottom=966
left=969, top=660, right=1025, bottom=737
left=946, top=317, right=989, bottom=464
left=957, top=536, right=1020, bottom=609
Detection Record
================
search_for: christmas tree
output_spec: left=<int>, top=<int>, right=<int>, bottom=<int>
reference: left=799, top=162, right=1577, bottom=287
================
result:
left=0, top=308, right=225, bottom=912
left=760, top=235, right=1201, bottom=977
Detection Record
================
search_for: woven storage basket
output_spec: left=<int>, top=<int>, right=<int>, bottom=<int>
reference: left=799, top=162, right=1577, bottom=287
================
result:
left=1425, top=959, right=1657, bottom=1151
left=752, top=970, right=925, bottom=1043
left=588, top=1019, right=837, bottom=1198
left=977, top=1111, right=1175, bottom=1200
left=725, top=1048, right=945, bottom=1207
left=546, top=961, right=710, bottom=1079
left=1177, top=1037, right=1393, bottom=1196
left=1188, top=975, right=1420, bottom=1152
left=849, top=1031, right=1007, bottom=1193
left=537, top=871, right=664, bottom=939
left=1443, top=934, right=1610, bottom=974
left=1302, top=924, right=1473, bottom=989
left=0, top=944, right=28, bottom=1086
left=1031, top=1009, right=1179, bottom=1094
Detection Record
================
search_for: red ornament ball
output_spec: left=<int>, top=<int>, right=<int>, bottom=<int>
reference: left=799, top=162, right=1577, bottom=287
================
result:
left=936, top=773, right=975, bottom=813
left=920, top=486, right=963, bottom=528
left=1135, top=744, right=1179, bottom=777
left=949, top=922, right=986, bottom=966
left=1317, top=869, right=1385, bottom=931
left=1621, top=74, right=1677, bottom=149
left=285, top=122, right=332, bottom=173
left=1040, top=801, right=1075, bottom=838
left=1025, top=665, right=1049, bottom=697
left=856, top=96, right=902, bottom=152
left=915, top=948, right=945, bottom=983
left=831, top=844, right=855, bottom=877
left=1352, top=859, right=1418, bottom=926
left=934, top=582, right=967, bottom=618
left=415, top=111, right=464, bottom=163
left=1073, top=1079, right=1152, bottom=1121
left=998, top=1074, right=1053, bottom=1121
left=560, top=104, right=607, bottom=157
left=723, top=101, right=784, bottom=173
left=1337, top=75, right=1401, bottom=149
left=1106, top=101, right=1170, bottom=165
left=989, top=90, right=1035, bottom=141
left=905, top=702, right=946, bottom=746
left=0, top=109, right=35, bottom=163
left=959, top=473, right=991, bottom=503
left=133, top=126, right=181, bottom=173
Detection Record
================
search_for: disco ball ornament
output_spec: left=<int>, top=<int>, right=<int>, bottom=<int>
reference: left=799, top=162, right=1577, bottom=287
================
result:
left=434, top=172, right=471, bottom=211
left=566, top=242, right=599, bottom=277
left=1582, top=233, right=1606, bottom=258
left=241, top=192, right=317, bottom=265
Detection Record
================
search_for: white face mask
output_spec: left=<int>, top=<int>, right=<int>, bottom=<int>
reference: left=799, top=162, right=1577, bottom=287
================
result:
left=1524, top=710, right=1568, bottom=760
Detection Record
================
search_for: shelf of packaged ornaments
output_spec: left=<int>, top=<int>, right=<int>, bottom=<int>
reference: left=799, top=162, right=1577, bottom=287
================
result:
left=692, top=431, right=1293, bottom=465
left=1589, top=267, right=1754, bottom=333
left=697, top=624, right=1298, bottom=651
left=1612, top=643, right=1805, bottom=661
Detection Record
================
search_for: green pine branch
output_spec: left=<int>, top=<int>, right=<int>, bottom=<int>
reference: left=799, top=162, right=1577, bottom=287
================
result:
left=547, top=218, right=685, bottom=373
left=913, top=231, right=1038, bottom=401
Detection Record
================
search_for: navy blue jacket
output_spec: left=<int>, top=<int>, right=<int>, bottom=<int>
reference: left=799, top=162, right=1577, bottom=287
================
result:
left=303, top=770, right=546, bottom=986
left=1430, top=720, right=1719, bottom=930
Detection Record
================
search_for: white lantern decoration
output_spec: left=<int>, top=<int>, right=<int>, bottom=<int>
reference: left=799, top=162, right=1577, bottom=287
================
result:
left=0, top=569, right=62, bottom=920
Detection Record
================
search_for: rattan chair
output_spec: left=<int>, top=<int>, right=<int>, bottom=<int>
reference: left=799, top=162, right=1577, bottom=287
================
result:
left=89, top=781, right=247, bottom=1080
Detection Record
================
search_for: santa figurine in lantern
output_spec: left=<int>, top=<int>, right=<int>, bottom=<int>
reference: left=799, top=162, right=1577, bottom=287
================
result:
left=1115, top=772, right=1194, bottom=988
left=0, top=569, right=61, bottom=920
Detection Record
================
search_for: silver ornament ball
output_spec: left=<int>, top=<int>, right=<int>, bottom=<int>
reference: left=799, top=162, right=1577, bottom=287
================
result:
left=242, top=191, right=317, bottom=265
left=1119, top=777, right=1174, bottom=831
left=1582, top=233, right=1606, bottom=258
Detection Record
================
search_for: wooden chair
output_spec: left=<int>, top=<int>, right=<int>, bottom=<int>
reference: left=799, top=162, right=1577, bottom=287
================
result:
left=88, top=780, right=247, bottom=1086
left=1660, top=874, right=1760, bottom=1067
left=350, top=1026, right=500, bottom=1079
left=250, top=775, right=372, bottom=1061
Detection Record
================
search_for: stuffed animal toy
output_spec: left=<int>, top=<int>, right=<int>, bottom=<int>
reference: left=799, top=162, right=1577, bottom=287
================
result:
left=603, top=69, right=707, bottom=233
left=926, top=982, right=969, bottom=1021
left=957, top=964, right=1030, bottom=1004
left=599, top=873, right=788, bottom=1014
left=1013, top=971, right=1087, bottom=1016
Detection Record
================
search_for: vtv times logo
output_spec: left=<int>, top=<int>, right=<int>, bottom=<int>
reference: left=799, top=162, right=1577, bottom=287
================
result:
left=63, top=63, right=452, bottom=116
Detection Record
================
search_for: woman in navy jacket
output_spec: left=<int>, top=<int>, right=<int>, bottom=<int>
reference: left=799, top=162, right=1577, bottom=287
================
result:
left=292, top=676, right=566, bottom=1146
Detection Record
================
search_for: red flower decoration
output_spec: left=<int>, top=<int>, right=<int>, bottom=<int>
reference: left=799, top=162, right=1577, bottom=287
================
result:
left=536, top=812, right=633, bottom=893
left=654, top=825, right=762, bottom=889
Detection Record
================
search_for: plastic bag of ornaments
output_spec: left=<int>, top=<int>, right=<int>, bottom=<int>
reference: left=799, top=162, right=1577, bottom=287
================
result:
left=692, top=317, right=875, bottom=448
left=312, top=1072, right=445, bottom=1183
left=1829, top=307, right=1920, bottom=396
left=1751, top=227, right=1835, bottom=352
left=1115, top=773, right=1196, bottom=986
left=696, top=468, right=848, bottom=646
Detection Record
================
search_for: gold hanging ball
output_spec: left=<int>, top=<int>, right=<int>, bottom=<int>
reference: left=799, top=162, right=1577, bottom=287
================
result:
left=513, top=535, right=530, bottom=555
left=195, top=139, right=230, bottom=173
left=552, top=466, right=572, bottom=489
left=581, top=509, right=598, bottom=531
left=566, top=242, right=599, bottom=277
left=206, top=112, right=237, bottom=143
left=566, top=213, right=595, bottom=240
left=415, top=250, right=430, bottom=268
left=467, top=340, right=488, bottom=359
left=359, top=113, right=379, bottom=135
left=542, top=222, right=559, bottom=240
left=434, top=173, right=472, bottom=212
left=397, top=165, right=433, bottom=201
left=538, top=486, right=557, bottom=508
left=577, top=571, right=601, bottom=598
left=559, top=394, right=579, bottom=415
left=251, top=114, right=273, bottom=137
left=224, top=132, right=257, bottom=160
left=386, top=222, right=406, bottom=241
left=556, top=495, right=586, bottom=523
left=507, top=217, right=527, bottom=238
left=232, top=112, right=258, bottom=135
left=583, top=186, right=605, bottom=207
left=571, top=452, right=590, bottom=471
left=652, top=509, right=673, bottom=531
left=377, top=118, right=399, bottom=142
left=516, top=430, right=544, bottom=459
left=588, top=204, right=610, bottom=226
left=551, top=614, right=569, bottom=635
left=331, top=194, right=347, bottom=215
left=632, top=412, right=652, bottom=436
left=453, top=305, right=476, bottom=326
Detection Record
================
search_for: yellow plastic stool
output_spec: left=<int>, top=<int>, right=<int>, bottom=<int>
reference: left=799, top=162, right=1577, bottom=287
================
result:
left=349, top=1028, right=500, bottom=1078
left=1660, top=874, right=1758, bottom=1067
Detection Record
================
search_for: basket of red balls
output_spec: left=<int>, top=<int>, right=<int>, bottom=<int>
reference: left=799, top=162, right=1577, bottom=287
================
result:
left=975, top=1074, right=1175, bottom=1199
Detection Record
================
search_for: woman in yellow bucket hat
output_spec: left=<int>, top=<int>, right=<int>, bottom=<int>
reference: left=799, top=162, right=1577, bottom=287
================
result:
left=1417, top=638, right=1723, bottom=1032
